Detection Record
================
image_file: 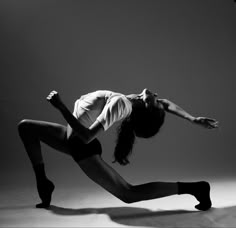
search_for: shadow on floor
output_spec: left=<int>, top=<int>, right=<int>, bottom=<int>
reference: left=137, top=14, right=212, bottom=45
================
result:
left=48, top=205, right=236, bottom=227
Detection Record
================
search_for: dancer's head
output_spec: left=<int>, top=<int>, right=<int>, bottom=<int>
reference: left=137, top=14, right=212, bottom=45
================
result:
left=113, top=88, right=166, bottom=165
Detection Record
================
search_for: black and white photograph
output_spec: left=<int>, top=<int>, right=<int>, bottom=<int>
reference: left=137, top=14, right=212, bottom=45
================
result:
left=0, top=0, right=235, bottom=227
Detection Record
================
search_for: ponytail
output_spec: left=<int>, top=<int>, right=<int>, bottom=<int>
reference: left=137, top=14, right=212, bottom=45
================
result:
left=112, top=117, right=135, bottom=166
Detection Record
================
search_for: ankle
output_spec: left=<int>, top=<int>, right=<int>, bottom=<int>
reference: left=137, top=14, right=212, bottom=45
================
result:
left=33, top=163, right=47, bottom=182
left=177, top=182, right=196, bottom=195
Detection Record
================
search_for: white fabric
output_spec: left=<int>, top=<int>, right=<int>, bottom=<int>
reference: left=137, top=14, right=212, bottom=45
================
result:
left=73, top=90, right=132, bottom=131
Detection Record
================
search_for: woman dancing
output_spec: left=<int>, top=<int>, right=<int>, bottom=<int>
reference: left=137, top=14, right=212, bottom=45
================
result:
left=18, top=88, right=219, bottom=211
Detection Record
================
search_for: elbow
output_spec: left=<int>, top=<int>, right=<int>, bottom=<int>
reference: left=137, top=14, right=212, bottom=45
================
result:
left=81, top=128, right=96, bottom=144
left=80, top=134, right=90, bottom=144
left=82, top=138, right=90, bottom=144
left=69, top=131, right=91, bottom=144
left=81, top=133, right=93, bottom=144
left=84, top=136, right=95, bottom=144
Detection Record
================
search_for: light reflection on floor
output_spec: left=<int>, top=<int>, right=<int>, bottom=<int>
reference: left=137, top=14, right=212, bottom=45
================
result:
left=0, top=179, right=236, bottom=227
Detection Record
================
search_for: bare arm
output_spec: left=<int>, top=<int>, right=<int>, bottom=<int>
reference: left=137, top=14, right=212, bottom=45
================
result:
left=158, top=98, right=195, bottom=122
left=46, top=91, right=104, bottom=143
left=158, top=98, right=219, bottom=129
left=59, top=105, right=104, bottom=143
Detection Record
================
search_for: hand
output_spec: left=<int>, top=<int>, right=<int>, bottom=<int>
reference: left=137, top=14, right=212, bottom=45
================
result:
left=193, top=117, right=219, bottom=129
left=46, top=90, right=65, bottom=110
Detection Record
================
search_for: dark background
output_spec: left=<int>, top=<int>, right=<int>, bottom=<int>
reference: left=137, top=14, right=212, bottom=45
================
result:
left=0, top=0, right=235, bottom=190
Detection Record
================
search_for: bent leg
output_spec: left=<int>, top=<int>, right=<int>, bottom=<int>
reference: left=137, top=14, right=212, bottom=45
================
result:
left=77, top=155, right=178, bottom=203
left=17, top=119, right=70, bottom=208
left=18, top=119, right=70, bottom=166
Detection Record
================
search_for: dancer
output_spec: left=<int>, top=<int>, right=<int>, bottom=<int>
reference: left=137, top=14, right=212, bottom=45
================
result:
left=18, top=89, right=218, bottom=210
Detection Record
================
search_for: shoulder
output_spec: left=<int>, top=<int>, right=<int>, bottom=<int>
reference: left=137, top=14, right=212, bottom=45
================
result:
left=157, top=98, right=170, bottom=109
left=158, top=98, right=169, bottom=103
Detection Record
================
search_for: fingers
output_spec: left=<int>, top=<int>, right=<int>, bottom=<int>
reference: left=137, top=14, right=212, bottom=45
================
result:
left=197, top=117, right=219, bottom=129
left=49, top=90, right=58, bottom=95
left=208, top=121, right=219, bottom=129
left=46, top=90, right=58, bottom=101
left=205, top=124, right=216, bottom=129
left=200, top=117, right=219, bottom=128
left=204, top=117, right=216, bottom=122
left=209, top=120, right=219, bottom=128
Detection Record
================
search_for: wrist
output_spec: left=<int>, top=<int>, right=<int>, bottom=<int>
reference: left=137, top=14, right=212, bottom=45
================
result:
left=188, top=116, right=196, bottom=122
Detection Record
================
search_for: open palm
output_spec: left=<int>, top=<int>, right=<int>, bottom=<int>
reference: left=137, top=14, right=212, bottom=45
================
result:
left=194, top=117, right=219, bottom=129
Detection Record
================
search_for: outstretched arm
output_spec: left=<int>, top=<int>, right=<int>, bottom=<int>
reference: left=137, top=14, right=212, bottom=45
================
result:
left=158, top=98, right=195, bottom=122
left=158, top=98, right=219, bottom=129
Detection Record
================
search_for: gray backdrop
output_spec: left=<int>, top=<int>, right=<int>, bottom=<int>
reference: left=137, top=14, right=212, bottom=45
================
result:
left=0, top=0, right=235, bottom=190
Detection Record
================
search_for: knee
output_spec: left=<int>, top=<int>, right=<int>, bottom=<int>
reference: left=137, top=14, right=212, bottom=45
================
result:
left=122, top=197, right=134, bottom=204
left=17, top=119, right=32, bottom=134
left=119, top=185, right=135, bottom=204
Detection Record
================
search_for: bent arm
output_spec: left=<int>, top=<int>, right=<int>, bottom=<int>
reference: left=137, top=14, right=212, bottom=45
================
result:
left=158, top=98, right=195, bottom=122
left=59, top=105, right=104, bottom=143
left=46, top=90, right=104, bottom=143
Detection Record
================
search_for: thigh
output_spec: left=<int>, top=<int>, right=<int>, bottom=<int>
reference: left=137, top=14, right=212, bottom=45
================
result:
left=77, top=155, right=131, bottom=199
left=22, top=119, right=71, bottom=155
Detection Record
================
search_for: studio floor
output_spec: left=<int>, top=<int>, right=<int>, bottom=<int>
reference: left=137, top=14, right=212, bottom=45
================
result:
left=0, top=178, right=236, bottom=227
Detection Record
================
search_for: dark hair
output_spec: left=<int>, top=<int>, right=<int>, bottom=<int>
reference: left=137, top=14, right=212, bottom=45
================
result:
left=112, top=104, right=165, bottom=165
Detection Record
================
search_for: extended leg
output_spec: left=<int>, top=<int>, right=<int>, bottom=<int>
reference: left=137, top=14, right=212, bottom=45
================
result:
left=77, top=155, right=211, bottom=210
left=77, top=155, right=178, bottom=203
left=17, top=119, right=71, bottom=208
